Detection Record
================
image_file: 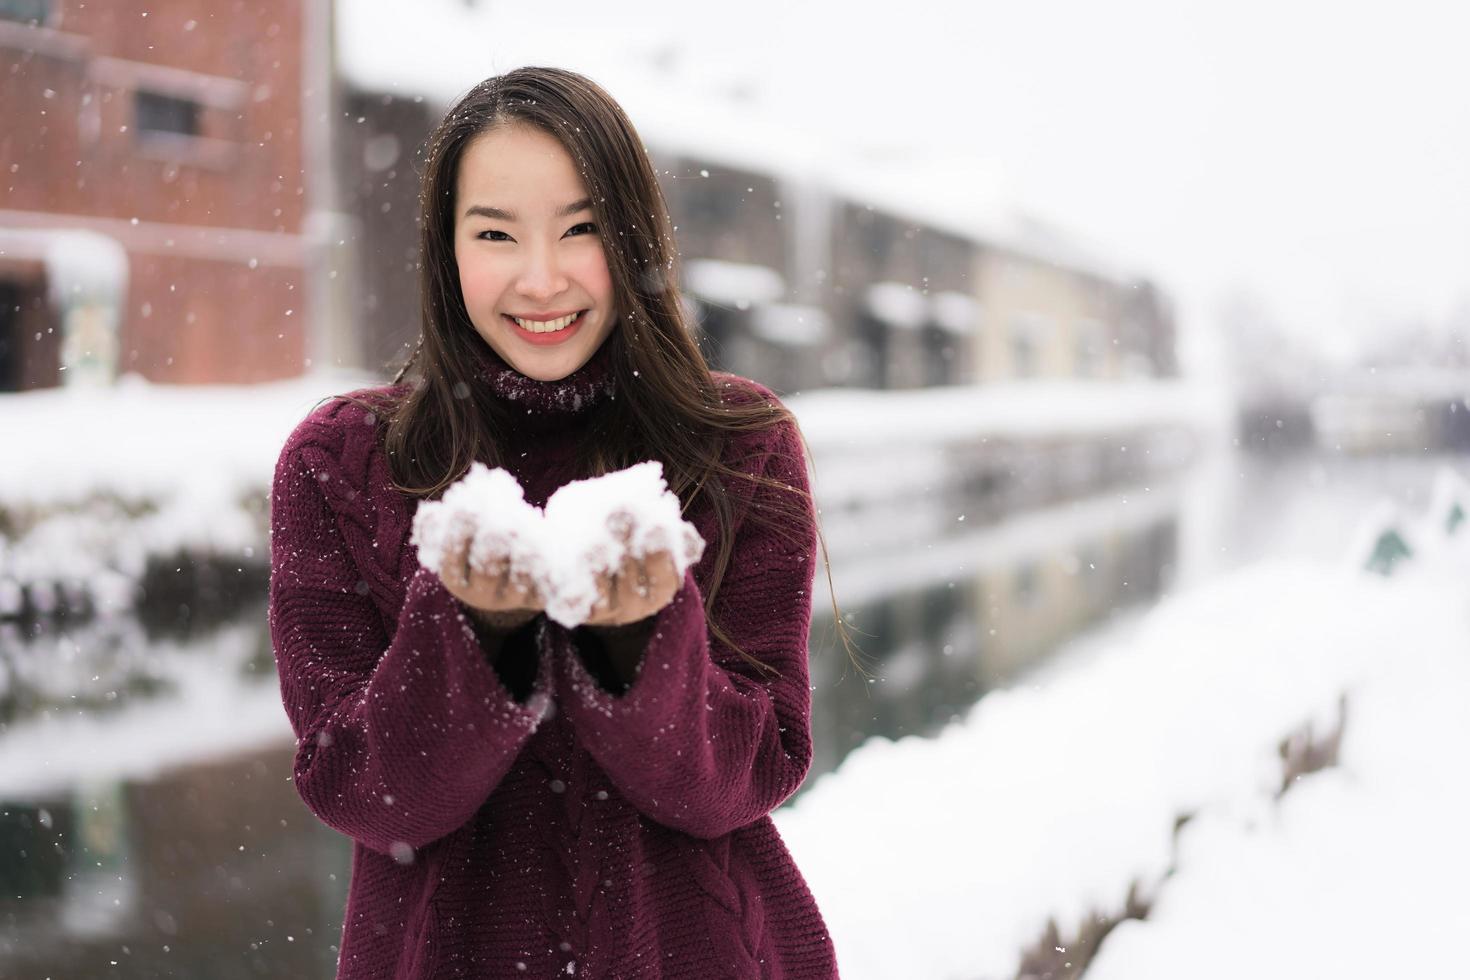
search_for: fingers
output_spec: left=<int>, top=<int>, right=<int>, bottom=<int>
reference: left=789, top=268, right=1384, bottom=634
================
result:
left=494, top=560, right=512, bottom=601
left=440, top=544, right=543, bottom=615
left=634, top=557, right=650, bottom=598
left=608, top=509, right=633, bottom=543
left=585, top=550, right=682, bottom=626
left=446, top=543, right=681, bottom=626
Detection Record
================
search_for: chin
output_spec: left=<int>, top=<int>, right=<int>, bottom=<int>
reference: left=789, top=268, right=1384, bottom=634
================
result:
left=514, top=356, right=580, bottom=382
left=487, top=337, right=590, bottom=382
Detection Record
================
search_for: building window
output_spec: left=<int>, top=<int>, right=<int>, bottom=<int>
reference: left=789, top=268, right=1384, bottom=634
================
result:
left=0, top=0, right=49, bottom=25
left=859, top=214, right=893, bottom=269
left=1014, top=561, right=1041, bottom=607
left=1010, top=312, right=1051, bottom=378
left=920, top=323, right=955, bottom=386
left=1013, top=336, right=1033, bottom=377
left=1076, top=318, right=1106, bottom=377
left=135, top=90, right=202, bottom=138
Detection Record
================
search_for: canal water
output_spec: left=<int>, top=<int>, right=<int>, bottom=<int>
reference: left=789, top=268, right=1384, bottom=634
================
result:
left=0, top=446, right=1459, bottom=977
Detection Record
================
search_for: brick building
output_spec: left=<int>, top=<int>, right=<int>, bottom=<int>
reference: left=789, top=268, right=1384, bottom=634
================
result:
left=0, top=0, right=311, bottom=389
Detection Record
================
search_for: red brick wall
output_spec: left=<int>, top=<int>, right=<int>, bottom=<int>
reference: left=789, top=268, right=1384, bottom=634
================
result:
left=125, top=253, right=303, bottom=382
left=0, top=0, right=309, bottom=385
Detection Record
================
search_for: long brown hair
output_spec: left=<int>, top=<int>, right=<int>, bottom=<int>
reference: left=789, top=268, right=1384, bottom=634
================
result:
left=369, top=66, right=866, bottom=680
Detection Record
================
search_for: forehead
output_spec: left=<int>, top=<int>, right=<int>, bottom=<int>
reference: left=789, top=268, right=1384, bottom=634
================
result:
left=455, top=123, right=588, bottom=212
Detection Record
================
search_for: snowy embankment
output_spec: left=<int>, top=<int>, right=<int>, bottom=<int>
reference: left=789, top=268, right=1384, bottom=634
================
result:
left=0, top=373, right=1217, bottom=618
left=773, top=470, right=1470, bottom=980
left=0, top=371, right=373, bottom=617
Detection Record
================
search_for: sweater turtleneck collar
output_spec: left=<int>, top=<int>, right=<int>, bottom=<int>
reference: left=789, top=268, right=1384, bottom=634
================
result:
left=470, top=332, right=618, bottom=425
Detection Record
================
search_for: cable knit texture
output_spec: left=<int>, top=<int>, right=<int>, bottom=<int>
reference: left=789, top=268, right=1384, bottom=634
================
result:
left=268, top=335, right=840, bottom=978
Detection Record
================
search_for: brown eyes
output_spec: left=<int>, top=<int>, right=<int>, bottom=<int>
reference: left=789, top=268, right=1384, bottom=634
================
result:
left=476, top=222, right=598, bottom=243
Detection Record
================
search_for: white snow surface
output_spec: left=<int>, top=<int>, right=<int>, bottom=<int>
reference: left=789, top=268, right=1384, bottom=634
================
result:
left=411, top=460, right=706, bottom=628
left=773, top=480, right=1470, bottom=979
left=410, top=463, right=547, bottom=585
left=1, top=369, right=375, bottom=508
left=1, top=370, right=375, bottom=613
left=790, top=376, right=1227, bottom=453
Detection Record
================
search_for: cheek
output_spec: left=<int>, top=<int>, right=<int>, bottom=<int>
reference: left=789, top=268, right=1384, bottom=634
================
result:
left=571, top=248, right=614, bottom=303
left=455, top=252, right=505, bottom=311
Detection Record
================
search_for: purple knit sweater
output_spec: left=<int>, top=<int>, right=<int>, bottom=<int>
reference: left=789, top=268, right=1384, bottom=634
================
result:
left=267, top=338, right=839, bottom=979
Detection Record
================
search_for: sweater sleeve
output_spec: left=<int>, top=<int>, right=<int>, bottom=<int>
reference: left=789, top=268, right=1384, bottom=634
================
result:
left=552, top=412, right=818, bottom=840
left=267, top=419, right=551, bottom=858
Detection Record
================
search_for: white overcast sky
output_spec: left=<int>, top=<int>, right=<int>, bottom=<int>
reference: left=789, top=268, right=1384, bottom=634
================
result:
left=342, top=0, right=1470, bottom=372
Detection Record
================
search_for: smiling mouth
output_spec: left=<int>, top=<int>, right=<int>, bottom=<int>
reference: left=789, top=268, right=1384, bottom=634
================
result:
left=504, top=310, right=588, bottom=334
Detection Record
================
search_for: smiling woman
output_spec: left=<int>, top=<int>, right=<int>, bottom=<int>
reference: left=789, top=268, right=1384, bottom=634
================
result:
left=453, top=124, right=616, bottom=379
left=267, top=66, right=852, bottom=980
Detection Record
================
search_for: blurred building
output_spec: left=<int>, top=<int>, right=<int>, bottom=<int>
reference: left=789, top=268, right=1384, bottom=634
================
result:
left=0, top=0, right=310, bottom=389
left=335, top=72, right=1179, bottom=396
left=0, top=2, right=1177, bottom=394
left=827, top=203, right=976, bottom=389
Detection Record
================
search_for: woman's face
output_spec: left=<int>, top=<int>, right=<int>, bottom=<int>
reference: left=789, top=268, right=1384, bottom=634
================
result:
left=453, top=122, right=617, bottom=382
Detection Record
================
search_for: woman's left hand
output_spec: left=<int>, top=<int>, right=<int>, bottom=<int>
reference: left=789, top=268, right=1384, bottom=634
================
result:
left=584, top=549, right=681, bottom=627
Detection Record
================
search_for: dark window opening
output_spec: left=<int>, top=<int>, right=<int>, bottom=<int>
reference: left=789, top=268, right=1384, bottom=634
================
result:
left=694, top=303, right=735, bottom=372
left=136, top=90, right=202, bottom=138
left=0, top=281, right=20, bottom=391
left=854, top=312, right=889, bottom=388
left=921, top=324, right=955, bottom=386
left=0, top=0, right=50, bottom=26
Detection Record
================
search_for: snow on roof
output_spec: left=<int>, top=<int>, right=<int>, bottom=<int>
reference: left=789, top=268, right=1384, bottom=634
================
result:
left=864, top=281, right=929, bottom=330
left=862, top=284, right=983, bottom=336
left=0, top=228, right=129, bottom=306
left=932, top=290, right=980, bottom=335
left=748, top=303, right=831, bottom=347
left=682, top=258, right=785, bottom=308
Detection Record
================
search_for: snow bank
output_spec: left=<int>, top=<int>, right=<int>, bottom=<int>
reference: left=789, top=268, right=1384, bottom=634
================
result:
left=0, top=370, right=374, bottom=616
left=785, top=376, right=1226, bottom=452
left=1, top=370, right=373, bottom=507
left=773, top=467, right=1470, bottom=980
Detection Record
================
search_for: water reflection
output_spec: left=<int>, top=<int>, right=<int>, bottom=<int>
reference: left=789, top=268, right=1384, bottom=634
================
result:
left=0, top=745, right=348, bottom=977
left=0, top=608, right=350, bottom=977
left=806, top=495, right=1178, bottom=783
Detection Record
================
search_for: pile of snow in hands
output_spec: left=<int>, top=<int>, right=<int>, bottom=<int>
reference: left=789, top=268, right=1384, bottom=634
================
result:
left=411, top=460, right=705, bottom=627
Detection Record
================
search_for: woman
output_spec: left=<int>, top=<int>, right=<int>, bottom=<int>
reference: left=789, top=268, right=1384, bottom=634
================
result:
left=268, top=67, right=849, bottom=978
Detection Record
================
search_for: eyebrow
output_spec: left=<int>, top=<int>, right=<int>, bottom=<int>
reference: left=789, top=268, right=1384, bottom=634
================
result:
left=462, top=198, right=593, bottom=221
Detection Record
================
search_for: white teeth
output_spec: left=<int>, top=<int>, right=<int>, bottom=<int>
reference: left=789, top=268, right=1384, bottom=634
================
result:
left=512, top=312, right=580, bottom=333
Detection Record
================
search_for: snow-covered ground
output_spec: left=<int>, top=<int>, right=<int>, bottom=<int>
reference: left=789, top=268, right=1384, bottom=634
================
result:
left=774, top=471, right=1470, bottom=979
left=2, top=370, right=373, bottom=508
left=1, top=370, right=371, bottom=615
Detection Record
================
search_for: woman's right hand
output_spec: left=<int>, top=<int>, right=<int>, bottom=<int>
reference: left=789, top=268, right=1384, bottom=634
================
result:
left=437, top=540, right=543, bottom=630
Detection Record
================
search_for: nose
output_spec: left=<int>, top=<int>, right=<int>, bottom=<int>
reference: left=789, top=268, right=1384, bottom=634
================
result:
left=514, top=241, right=570, bottom=303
